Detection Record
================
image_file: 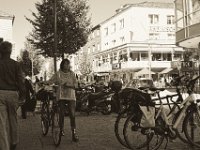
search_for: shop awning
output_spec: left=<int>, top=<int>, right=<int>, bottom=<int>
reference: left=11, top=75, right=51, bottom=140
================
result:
left=94, top=72, right=109, bottom=76
left=159, top=68, right=173, bottom=74
left=136, top=68, right=155, bottom=75
left=159, top=68, right=178, bottom=74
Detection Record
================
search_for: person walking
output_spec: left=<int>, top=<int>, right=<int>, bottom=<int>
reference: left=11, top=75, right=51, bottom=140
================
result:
left=0, top=41, right=25, bottom=150
left=21, top=76, right=35, bottom=119
left=44, top=58, right=79, bottom=142
left=109, top=74, right=123, bottom=113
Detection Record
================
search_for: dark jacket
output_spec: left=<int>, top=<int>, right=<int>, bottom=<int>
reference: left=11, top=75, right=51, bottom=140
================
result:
left=0, top=57, right=25, bottom=99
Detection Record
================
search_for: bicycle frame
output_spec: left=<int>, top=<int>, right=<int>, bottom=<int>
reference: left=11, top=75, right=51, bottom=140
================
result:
left=154, top=87, right=200, bottom=131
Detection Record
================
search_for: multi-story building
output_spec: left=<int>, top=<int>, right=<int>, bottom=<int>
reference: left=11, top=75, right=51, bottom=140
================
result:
left=175, top=0, right=200, bottom=49
left=174, top=0, right=200, bottom=74
left=0, top=11, right=16, bottom=59
left=91, top=2, right=184, bottom=82
left=73, top=24, right=102, bottom=82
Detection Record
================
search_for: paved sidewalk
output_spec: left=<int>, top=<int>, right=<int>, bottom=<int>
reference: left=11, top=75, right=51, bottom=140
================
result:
left=15, top=112, right=198, bottom=150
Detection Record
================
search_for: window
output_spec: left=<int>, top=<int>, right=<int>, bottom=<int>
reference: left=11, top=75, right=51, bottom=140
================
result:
left=120, top=36, right=125, bottom=43
left=174, top=53, right=182, bottom=61
left=163, top=53, right=172, bottom=61
left=119, top=19, right=124, bottom=29
left=167, top=15, right=175, bottom=24
left=112, top=40, right=116, bottom=46
left=104, top=42, right=108, bottom=48
left=149, top=33, right=160, bottom=40
left=152, top=53, right=162, bottom=61
left=88, top=48, right=91, bottom=54
left=111, top=23, right=116, bottom=33
left=104, top=27, right=108, bottom=36
left=130, top=31, right=134, bottom=41
left=141, top=52, right=149, bottom=61
left=167, top=33, right=175, bottom=39
left=149, top=14, right=159, bottom=24
left=92, top=45, right=95, bottom=52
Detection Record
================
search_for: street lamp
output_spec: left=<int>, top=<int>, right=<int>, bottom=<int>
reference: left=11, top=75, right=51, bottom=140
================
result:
left=53, top=0, right=57, bottom=74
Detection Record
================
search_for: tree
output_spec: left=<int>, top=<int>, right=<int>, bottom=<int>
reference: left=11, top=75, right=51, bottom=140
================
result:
left=18, top=50, right=32, bottom=76
left=18, top=43, right=45, bottom=76
left=26, top=0, right=91, bottom=58
left=78, top=48, right=93, bottom=75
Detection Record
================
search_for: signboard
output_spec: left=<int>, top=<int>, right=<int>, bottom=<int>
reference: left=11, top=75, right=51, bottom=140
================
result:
left=181, top=61, right=193, bottom=71
left=149, top=26, right=175, bottom=32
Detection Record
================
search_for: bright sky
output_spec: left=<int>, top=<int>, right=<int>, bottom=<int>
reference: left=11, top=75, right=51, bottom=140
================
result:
left=0, top=0, right=173, bottom=54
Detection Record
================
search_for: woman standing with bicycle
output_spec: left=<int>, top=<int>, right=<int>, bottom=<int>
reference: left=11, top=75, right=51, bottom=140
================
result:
left=46, top=58, right=79, bottom=142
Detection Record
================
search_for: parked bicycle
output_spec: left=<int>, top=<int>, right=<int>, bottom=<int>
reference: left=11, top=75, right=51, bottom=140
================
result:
left=122, top=75, right=200, bottom=150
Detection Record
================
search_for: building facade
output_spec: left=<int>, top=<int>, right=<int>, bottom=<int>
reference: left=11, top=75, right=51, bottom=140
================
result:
left=92, top=2, right=183, bottom=82
left=174, top=0, right=200, bottom=74
left=0, top=11, right=15, bottom=59
left=73, top=25, right=101, bottom=82
left=175, top=0, right=200, bottom=49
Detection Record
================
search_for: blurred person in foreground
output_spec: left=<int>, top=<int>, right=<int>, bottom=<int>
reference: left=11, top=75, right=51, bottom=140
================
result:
left=0, top=41, right=25, bottom=150
left=42, top=58, right=79, bottom=142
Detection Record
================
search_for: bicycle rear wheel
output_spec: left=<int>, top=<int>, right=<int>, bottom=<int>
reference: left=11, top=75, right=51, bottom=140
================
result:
left=114, top=110, right=129, bottom=148
left=52, top=105, right=63, bottom=146
left=41, top=100, right=50, bottom=136
left=123, top=113, right=164, bottom=150
left=183, top=110, right=200, bottom=147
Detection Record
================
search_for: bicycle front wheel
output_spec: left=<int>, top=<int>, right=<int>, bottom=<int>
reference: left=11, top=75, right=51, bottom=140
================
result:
left=183, top=110, right=200, bottom=147
left=41, top=101, right=50, bottom=136
left=52, top=106, right=63, bottom=146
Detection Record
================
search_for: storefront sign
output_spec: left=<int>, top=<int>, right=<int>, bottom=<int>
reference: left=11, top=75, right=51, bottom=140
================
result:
left=181, top=61, right=193, bottom=71
left=149, top=26, right=175, bottom=32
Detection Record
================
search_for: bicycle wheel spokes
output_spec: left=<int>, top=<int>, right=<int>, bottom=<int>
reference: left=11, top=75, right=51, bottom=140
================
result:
left=184, top=111, right=200, bottom=147
left=52, top=108, right=62, bottom=146
left=114, top=111, right=129, bottom=148
left=41, top=102, right=49, bottom=136
left=146, top=132, right=164, bottom=150
left=123, top=114, right=148, bottom=149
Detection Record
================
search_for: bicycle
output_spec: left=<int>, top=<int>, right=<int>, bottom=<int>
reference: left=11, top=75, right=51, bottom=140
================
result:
left=122, top=75, right=191, bottom=150
left=40, top=85, right=54, bottom=136
left=40, top=84, right=65, bottom=146
left=123, top=75, right=200, bottom=150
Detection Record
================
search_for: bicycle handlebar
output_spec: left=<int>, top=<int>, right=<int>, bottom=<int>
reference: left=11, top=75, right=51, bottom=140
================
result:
left=187, top=75, right=200, bottom=87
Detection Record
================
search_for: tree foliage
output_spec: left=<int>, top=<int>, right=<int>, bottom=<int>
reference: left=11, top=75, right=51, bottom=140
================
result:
left=26, top=0, right=91, bottom=58
left=18, top=44, right=44, bottom=76
left=78, top=48, right=92, bottom=75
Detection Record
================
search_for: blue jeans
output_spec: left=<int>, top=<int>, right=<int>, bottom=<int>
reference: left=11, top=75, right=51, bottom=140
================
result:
left=0, top=90, right=19, bottom=150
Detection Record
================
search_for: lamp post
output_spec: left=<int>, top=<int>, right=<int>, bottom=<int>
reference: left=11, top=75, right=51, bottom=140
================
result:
left=53, top=0, right=57, bottom=74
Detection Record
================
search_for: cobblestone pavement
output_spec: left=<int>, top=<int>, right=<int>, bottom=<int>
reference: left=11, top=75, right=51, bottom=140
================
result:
left=15, top=112, right=199, bottom=150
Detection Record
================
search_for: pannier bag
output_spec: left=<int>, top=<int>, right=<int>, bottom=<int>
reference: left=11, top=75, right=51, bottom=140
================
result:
left=119, top=87, right=156, bottom=128
left=139, top=105, right=155, bottom=128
